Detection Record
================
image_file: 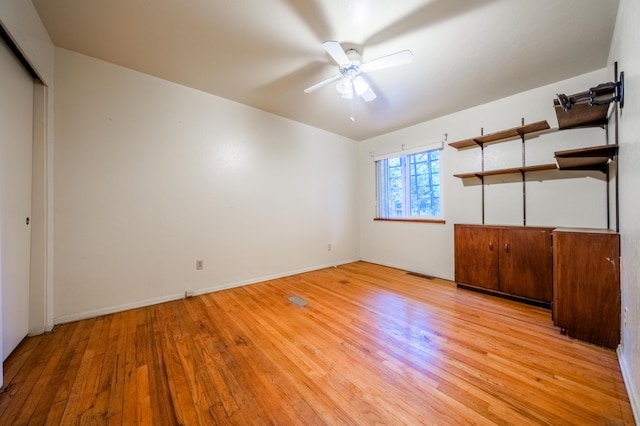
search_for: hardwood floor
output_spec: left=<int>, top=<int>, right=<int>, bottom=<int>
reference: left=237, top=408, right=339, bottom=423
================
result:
left=1, top=261, right=635, bottom=424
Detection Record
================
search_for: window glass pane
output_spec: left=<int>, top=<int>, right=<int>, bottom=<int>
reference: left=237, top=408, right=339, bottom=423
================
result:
left=376, top=148, right=442, bottom=219
left=387, top=157, right=403, bottom=217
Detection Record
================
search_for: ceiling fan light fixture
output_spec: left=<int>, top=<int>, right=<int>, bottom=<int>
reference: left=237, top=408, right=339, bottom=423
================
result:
left=336, top=78, right=353, bottom=99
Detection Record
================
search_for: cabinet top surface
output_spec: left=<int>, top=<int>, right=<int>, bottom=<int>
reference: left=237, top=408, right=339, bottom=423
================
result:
left=552, top=227, right=619, bottom=235
left=455, top=224, right=619, bottom=234
left=455, top=224, right=555, bottom=231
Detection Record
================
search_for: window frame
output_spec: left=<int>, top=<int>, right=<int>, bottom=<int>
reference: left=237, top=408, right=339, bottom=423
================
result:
left=374, top=144, right=444, bottom=224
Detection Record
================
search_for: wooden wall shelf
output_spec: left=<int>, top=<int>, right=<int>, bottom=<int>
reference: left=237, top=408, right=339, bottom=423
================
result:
left=454, top=163, right=557, bottom=179
left=554, top=144, right=618, bottom=173
left=448, top=120, right=550, bottom=150
left=553, top=98, right=609, bottom=130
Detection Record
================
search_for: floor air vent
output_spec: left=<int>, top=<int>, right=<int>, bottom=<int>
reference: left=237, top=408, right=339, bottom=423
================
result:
left=288, top=295, right=308, bottom=307
left=407, top=271, right=435, bottom=280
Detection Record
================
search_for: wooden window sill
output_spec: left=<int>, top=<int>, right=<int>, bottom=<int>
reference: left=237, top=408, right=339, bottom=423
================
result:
left=374, top=218, right=446, bottom=224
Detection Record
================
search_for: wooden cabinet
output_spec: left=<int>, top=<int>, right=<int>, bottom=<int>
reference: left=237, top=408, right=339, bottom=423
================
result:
left=454, top=225, right=500, bottom=291
left=454, top=224, right=553, bottom=304
left=553, top=229, right=620, bottom=349
left=455, top=224, right=621, bottom=348
left=499, top=227, right=554, bottom=302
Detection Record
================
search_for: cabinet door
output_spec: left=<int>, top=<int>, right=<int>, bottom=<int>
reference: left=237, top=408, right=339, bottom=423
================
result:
left=499, top=228, right=553, bottom=302
left=553, top=231, right=620, bottom=349
left=454, top=225, right=499, bottom=290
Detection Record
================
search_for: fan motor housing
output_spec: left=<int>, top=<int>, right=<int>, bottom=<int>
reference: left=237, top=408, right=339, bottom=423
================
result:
left=340, top=49, right=362, bottom=77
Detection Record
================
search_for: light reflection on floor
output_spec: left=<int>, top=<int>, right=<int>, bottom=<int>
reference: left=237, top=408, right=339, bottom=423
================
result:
left=366, top=290, right=443, bottom=374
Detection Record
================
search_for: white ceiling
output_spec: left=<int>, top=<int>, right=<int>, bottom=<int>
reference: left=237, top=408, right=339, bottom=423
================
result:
left=31, top=0, right=619, bottom=141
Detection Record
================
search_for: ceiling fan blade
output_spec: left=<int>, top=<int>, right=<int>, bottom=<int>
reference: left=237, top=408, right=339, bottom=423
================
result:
left=304, top=74, right=342, bottom=93
left=322, top=41, right=350, bottom=67
left=353, top=76, right=377, bottom=102
left=360, top=86, right=377, bottom=102
left=360, top=50, right=413, bottom=73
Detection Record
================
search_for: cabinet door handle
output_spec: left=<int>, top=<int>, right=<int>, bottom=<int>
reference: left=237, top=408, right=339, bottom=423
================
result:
left=504, top=243, right=509, bottom=253
left=489, top=242, right=493, bottom=251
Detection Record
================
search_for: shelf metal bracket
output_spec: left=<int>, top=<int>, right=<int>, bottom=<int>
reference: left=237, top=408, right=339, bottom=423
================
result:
left=556, top=72, right=625, bottom=112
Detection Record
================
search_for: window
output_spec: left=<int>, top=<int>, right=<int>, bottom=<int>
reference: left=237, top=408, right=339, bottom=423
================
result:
left=376, top=147, right=442, bottom=220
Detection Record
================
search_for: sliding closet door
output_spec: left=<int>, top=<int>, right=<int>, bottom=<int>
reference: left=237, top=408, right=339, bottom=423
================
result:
left=0, top=36, right=34, bottom=362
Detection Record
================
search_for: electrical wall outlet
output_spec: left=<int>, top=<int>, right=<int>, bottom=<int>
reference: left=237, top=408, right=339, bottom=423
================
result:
left=624, top=307, right=628, bottom=328
left=328, top=243, right=332, bottom=251
left=196, top=259, right=203, bottom=270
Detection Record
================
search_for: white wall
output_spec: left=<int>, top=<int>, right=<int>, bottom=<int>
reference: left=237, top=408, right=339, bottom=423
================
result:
left=53, top=48, right=359, bottom=322
left=359, top=69, right=610, bottom=280
left=609, top=0, right=640, bottom=419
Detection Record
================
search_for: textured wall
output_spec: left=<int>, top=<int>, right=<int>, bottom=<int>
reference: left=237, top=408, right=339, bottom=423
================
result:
left=53, top=48, right=359, bottom=322
left=609, top=0, right=640, bottom=419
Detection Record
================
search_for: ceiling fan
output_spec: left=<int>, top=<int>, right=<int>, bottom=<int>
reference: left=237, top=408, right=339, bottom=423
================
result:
left=304, top=41, right=414, bottom=102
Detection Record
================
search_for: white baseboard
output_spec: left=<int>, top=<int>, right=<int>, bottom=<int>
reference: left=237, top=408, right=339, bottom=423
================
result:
left=53, top=293, right=185, bottom=324
left=188, top=258, right=359, bottom=297
left=360, top=258, right=452, bottom=281
left=53, top=258, right=360, bottom=325
left=618, top=346, right=640, bottom=424
left=27, top=325, right=46, bottom=336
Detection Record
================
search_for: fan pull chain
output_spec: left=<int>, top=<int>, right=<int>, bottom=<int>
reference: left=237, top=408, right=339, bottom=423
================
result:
left=350, top=87, right=355, bottom=122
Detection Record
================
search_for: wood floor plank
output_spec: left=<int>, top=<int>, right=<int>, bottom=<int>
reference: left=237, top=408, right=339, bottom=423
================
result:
left=185, top=309, right=246, bottom=423
left=1, top=261, right=635, bottom=424
left=214, top=287, right=369, bottom=424
left=269, top=278, right=506, bottom=423
left=105, top=311, right=129, bottom=425
left=237, top=282, right=449, bottom=423
left=58, top=316, right=110, bottom=424
left=154, top=302, right=202, bottom=426
left=43, top=317, right=98, bottom=425
left=145, top=306, right=180, bottom=425
left=196, top=292, right=307, bottom=425
left=170, top=300, right=231, bottom=425
left=1, top=333, right=44, bottom=387
left=11, top=322, right=78, bottom=425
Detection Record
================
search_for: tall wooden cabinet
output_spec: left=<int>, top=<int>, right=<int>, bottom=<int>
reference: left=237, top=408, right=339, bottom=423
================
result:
left=454, top=224, right=553, bottom=304
left=552, top=229, right=621, bottom=349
